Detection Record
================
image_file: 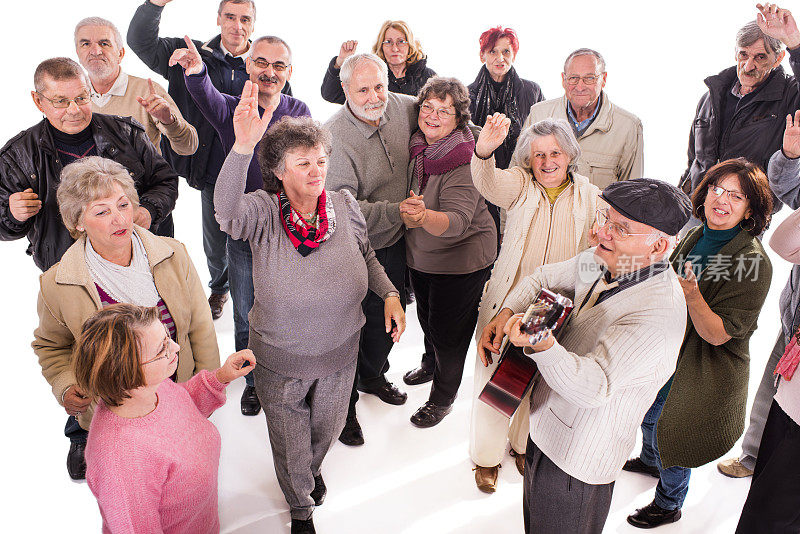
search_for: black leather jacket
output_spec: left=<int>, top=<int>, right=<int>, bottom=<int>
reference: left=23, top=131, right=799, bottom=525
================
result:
left=0, top=115, right=178, bottom=271
left=679, top=46, right=800, bottom=202
left=320, top=56, right=436, bottom=104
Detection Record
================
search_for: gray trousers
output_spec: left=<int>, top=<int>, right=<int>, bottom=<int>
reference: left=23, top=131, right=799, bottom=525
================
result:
left=739, top=332, right=784, bottom=470
left=254, top=360, right=356, bottom=520
left=523, top=438, right=614, bottom=534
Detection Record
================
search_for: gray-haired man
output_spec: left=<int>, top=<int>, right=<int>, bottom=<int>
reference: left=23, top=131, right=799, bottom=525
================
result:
left=324, top=53, right=418, bottom=445
left=678, top=4, right=800, bottom=207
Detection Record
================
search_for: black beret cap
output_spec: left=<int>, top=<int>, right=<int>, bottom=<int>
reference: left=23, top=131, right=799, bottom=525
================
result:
left=600, top=178, right=691, bottom=236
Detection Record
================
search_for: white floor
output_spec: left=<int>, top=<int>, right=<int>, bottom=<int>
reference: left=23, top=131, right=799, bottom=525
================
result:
left=3, top=182, right=790, bottom=533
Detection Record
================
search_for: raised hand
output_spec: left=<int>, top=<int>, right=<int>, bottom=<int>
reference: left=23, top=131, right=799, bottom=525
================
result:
left=137, top=79, right=175, bottom=125
left=757, top=3, right=800, bottom=48
left=783, top=110, right=800, bottom=158
left=335, top=40, right=358, bottom=68
left=216, top=349, right=257, bottom=384
left=232, top=81, right=275, bottom=153
left=475, top=112, right=511, bottom=158
left=168, top=35, right=204, bottom=76
left=9, top=188, right=41, bottom=222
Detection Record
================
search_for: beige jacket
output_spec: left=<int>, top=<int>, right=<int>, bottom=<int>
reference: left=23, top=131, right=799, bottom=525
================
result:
left=511, top=93, right=643, bottom=190
left=92, top=73, right=198, bottom=156
left=471, top=155, right=600, bottom=337
left=33, top=227, right=220, bottom=430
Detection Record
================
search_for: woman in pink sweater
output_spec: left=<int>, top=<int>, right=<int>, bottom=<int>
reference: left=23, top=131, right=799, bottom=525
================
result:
left=72, top=303, right=255, bottom=534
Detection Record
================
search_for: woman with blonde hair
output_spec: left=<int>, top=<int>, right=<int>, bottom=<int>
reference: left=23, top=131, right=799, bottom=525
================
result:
left=320, top=20, right=436, bottom=104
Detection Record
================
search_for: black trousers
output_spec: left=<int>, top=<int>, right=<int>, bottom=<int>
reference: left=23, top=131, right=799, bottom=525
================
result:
left=736, top=399, right=800, bottom=534
left=348, top=238, right=407, bottom=412
left=524, top=437, right=614, bottom=534
left=409, top=265, right=491, bottom=406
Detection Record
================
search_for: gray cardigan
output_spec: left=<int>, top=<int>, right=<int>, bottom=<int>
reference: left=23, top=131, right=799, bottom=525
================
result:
left=324, top=92, right=418, bottom=250
left=214, top=150, right=397, bottom=379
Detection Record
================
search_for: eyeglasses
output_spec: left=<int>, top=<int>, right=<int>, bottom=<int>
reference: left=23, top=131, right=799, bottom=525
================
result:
left=249, top=58, right=290, bottom=71
left=141, top=327, right=176, bottom=365
left=564, top=74, right=602, bottom=86
left=382, top=39, right=408, bottom=48
left=708, top=184, right=747, bottom=203
left=36, top=92, right=91, bottom=108
left=595, top=208, right=654, bottom=240
left=420, top=102, right=456, bottom=118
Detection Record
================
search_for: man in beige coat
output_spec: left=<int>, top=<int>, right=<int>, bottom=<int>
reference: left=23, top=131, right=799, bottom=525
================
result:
left=511, top=48, right=643, bottom=189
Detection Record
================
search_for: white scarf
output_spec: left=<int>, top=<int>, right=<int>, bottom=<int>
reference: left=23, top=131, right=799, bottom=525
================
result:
left=85, top=230, right=161, bottom=306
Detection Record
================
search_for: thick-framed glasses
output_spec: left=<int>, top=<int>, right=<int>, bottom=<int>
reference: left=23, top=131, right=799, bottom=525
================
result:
left=595, top=209, right=653, bottom=240
left=141, top=326, right=175, bottom=365
left=36, top=92, right=91, bottom=108
left=250, top=58, right=290, bottom=71
left=708, top=184, right=747, bottom=203
left=565, top=74, right=602, bottom=86
left=420, top=102, right=456, bottom=118
left=382, top=39, right=408, bottom=48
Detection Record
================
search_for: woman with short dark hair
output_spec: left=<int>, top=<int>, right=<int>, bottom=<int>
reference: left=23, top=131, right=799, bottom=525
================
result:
left=400, top=76, right=497, bottom=428
left=75, top=303, right=253, bottom=534
left=214, top=82, right=405, bottom=534
left=624, top=158, right=773, bottom=529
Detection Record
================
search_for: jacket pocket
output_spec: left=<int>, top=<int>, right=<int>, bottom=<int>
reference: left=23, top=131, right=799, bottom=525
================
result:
left=548, top=392, right=579, bottom=428
left=584, top=152, right=618, bottom=190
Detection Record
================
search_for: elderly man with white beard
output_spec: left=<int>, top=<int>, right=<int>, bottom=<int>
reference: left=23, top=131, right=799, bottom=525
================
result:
left=325, top=53, right=418, bottom=446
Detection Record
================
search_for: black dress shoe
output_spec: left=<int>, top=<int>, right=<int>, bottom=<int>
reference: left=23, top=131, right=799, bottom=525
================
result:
left=208, top=293, right=228, bottom=320
left=622, top=457, right=661, bottom=478
left=403, top=366, right=434, bottom=386
left=338, top=413, right=364, bottom=446
left=310, top=474, right=326, bottom=506
left=291, top=516, right=316, bottom=534
left=67, top=441, right=86, bottom=480
left=410, top=401, right=452, bottom=428
left=358, top=379, right=407, bottom=405
left=627, top=501, right=682, bottom=529
left=240, top=385, right=261, bottom=416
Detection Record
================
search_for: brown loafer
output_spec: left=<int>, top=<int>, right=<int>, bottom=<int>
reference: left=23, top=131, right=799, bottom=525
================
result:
left=510, top=449, right=525, bottom=476
left=208, top=293, right=228, bottom=320
left=473, top=464, right=500, bottom=493
left=717, top=457, right=753, bottom=478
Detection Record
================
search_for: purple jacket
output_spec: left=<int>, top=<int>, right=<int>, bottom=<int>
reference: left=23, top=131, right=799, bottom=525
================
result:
left=185, top=66, right=311, bottom=192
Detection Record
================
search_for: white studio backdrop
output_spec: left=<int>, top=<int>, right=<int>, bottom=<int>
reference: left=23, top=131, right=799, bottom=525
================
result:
left=0, top=0, right=792, bottom=532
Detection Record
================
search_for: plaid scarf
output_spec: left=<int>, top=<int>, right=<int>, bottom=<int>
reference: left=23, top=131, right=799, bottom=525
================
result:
left=277, top=190, right=335, bottom=256
left=409, top=126, right=475, bottom=192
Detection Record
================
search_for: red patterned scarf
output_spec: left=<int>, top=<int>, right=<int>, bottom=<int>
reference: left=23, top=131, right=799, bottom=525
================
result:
left=277, top=189, right=335, bottom=256
left=775, top=330, right=800, bottom=381
left=409, top=126, right=475, bottom=192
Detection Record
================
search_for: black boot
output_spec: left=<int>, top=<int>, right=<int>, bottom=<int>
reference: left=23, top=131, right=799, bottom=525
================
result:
left=67, top=441, right=86, bottom=480
left=311, top=474, right=327, bottom=506
left=291, top=516, right=316, bottom=534
left=240, top=385, right=261, bottom=416
left=338, top=409, right=364, bottom=446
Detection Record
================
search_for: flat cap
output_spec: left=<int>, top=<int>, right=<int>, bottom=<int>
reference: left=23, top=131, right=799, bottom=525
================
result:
left=601, top=178, right=691, bottom=236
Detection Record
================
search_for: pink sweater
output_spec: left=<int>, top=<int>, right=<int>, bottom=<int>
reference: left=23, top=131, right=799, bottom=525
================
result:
left=85, top=370, right=227, bottom=534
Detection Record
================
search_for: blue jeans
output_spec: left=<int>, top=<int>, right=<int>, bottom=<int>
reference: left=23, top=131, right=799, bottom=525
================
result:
left=201, top=183, right=229, bottom=295
left=64, top=416, right=87, bottom=443
left=226, top=236, right=255, bottom=386
left=640, top=393, right=691, bottom=510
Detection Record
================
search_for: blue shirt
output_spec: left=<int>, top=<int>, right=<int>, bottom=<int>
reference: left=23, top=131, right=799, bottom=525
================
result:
left=567, top=94, right=601, bottom=136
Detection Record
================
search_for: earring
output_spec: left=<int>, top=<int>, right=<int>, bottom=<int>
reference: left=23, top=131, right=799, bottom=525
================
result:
left=76, top=226, right=84, bottom=232
left=694, top=204, right=706, bottom=221
left=739, top=218, right=756, bottom=232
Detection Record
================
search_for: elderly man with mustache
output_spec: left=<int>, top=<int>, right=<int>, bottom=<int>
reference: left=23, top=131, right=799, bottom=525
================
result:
left=324, top=53, right=418, bottom=446
left=170, top=34, right=310, bottom=417
left=679, top=3, right=800, bottom=217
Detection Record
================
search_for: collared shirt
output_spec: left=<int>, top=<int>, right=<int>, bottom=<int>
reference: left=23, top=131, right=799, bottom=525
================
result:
left=91, top=71, right=129, bottom=108
left=220, top=41, right=249, bottom=59
left=594, top=260, right=670, bottom=307
left=567, top=93, right=602, bottom=137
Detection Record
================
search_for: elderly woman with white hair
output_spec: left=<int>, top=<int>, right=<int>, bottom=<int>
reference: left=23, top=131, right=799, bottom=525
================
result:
left=468, top=114, right=601, bottom=493
left=33, top=156, right=220, bottom=481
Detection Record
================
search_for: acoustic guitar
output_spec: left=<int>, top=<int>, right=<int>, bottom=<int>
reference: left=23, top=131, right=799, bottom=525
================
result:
left=478, top=289, right=573, bottom=418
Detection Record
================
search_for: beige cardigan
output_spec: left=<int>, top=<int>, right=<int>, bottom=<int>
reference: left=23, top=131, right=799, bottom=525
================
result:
left=92, top=73, right=198, bottom=156
left=33, top=227, right=220, bottom=430
left=471, top=155, right=600, bottom=337
left=510, top=93, right=643, bottom=190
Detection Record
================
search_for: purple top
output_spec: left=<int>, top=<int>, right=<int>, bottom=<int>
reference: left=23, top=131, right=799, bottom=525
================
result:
left=185, top=66, right=311, bottom=192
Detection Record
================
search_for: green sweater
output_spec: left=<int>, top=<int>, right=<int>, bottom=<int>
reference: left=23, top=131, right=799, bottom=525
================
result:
left=656, top=226, right=772, bottom=469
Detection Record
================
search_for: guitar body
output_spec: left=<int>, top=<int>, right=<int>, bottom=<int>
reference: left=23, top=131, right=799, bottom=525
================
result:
left=478, top=289, right=573, bottom=418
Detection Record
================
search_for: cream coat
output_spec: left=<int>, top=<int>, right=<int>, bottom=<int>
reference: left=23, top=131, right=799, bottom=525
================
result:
left=33, top=227, right=220, bottom=430
left=511, top=93, right=643, bottom=190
